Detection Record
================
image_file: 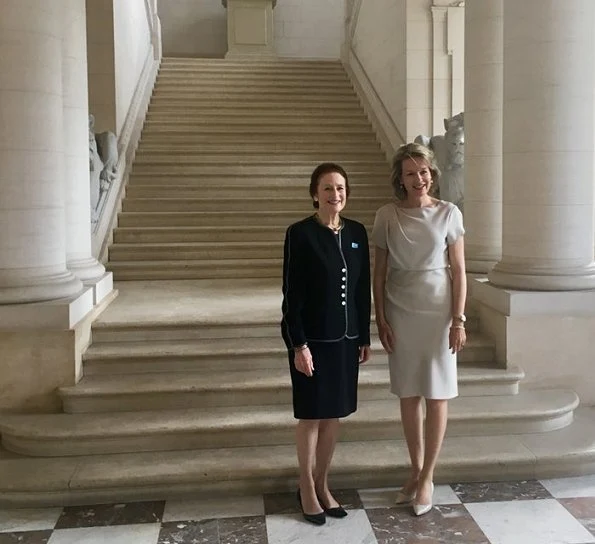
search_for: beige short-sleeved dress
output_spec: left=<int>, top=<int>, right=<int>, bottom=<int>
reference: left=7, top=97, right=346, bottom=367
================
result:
left=372, top=200, right=465, bottom=399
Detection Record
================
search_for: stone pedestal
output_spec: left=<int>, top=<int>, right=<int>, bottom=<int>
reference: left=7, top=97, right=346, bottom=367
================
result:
left=464, top=0, right=503, bottom=273
left=473, top=278, right=595, bottom=405
left=488, top=0, right=595, bottom=290
left=0, top=287, right=117, bottom=412
left=222, top=0, right=277, bottom=60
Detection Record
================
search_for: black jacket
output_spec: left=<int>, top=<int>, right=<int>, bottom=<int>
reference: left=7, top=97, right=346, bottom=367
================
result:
left=281, top=215, right=371, bottom=349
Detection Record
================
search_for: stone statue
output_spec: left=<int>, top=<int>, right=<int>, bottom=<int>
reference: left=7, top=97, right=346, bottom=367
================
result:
left=415, top=112, right=464, bottom=212
left=89, top=115, right=118, bottom=225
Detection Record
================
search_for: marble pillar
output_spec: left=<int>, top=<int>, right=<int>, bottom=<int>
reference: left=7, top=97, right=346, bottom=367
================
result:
left=0, top=0, right=82, bottom=303
left=488, top=0, right=595, bottom=290
left=63, top=0, right=106, bottom=282
left=463, top=0, right=503, bottom=274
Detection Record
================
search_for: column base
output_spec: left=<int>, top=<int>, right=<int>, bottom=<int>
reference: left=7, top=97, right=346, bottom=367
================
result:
left=466, top=258, right=498, bottom=275
left=488, top=262, right=595, bottom=291
left=68, top=257, right=106, bottom=282
left=0, top=270, right=83, bottom=304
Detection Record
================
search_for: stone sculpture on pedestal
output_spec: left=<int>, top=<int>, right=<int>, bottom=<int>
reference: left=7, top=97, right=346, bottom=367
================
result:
left=89, top=115, right=118, bottom=225
left=415, top=112, right=464, bottom=212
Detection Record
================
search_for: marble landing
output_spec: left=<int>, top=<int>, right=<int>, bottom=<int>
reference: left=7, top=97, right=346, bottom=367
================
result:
left=1, top=476, right=594, bottom=544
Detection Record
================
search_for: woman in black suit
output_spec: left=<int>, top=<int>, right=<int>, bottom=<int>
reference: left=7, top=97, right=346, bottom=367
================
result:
left=281, top=162, right=371, bottom=525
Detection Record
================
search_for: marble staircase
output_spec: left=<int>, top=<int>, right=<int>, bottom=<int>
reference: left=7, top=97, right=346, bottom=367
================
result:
left=108, top=58, right=391, bottom=281
left=0, top=59, right=593, bottom=507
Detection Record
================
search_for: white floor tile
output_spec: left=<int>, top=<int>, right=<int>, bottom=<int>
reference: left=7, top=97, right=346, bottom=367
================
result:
left=0, top=507, right=62, bottom=532
left=47, top=523, right=161, bottom=544
left=465, top=499, right=595, bottom=544
left=357, top=484, right=460, bottom=509
left=266, top=510, right=377, bottom=544
left=540, top=475, right=595, bottom=498
left=163, top=494, right=265, bottom=522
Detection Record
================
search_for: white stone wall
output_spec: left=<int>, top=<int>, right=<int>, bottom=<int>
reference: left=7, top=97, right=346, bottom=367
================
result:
left=158, top=0, right=227, bottom=57
left=113, top=0, right=152, bottom=134
left=350, top=0, right=406, bottom=137
left=157, top=0, right=346, bottom=59
left=86, top=0, right=116, bottom=134
left=274, top=0, right=345, bottom=59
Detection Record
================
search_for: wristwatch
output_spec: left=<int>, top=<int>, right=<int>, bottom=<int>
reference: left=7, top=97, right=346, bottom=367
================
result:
left=452, top=314, right=466, bottom=323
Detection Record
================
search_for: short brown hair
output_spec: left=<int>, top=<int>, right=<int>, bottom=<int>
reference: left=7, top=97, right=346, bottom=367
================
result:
left=309, top=163, right=350, bottom=209
left=391, top=143, right=441, bottom=200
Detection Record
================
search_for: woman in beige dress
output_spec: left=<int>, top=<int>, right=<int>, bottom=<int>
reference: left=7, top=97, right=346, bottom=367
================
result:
left=371, top=142, right=467, bottom=516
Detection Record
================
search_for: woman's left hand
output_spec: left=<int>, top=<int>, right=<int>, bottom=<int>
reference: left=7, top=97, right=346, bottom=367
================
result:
left=449, top=326, right=466, bottom=354
left=359, top=345, right=371, bottom=364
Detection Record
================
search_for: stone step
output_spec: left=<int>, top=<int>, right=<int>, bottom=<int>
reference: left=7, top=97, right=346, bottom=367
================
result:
left=107, top=258, right=283, bottom=280
left=135, top=143, right=384, bottom=154
left=109, top=241, right=282, bottom=261
left=148, top=101, right=363, bottom=112
left=127, top=174, right=386, bottom=186
left=158, top=73, right=349, bottom=83
left=116, top=210, right=377, bottom=228
left=157, top=68, right=348, bottom=79
left=138, top=133, right=380, bottom=145
left=4, top=407, right=594, bottom=508
left=0, top=390, right=578, bottom=457
left=154, top=78, right=352, bottom=90
left=120, top=197, right=387, bottom=213
left=130, top=164, right=388, bottom=176
left=108, top=225, right=335, bottom=244
left=143, top=118, right=370, bottom=130
left=145, top=110, right=369, bottom=122
left=149, top=93, right=360, bottom=103
left=117, top=211, right=377, bottom=227
left=161, top=58, right=344, bottom=69
left=131, top=157, right=386, bottom=168
left=140, top=123, right=378, bottom=136
left=106, top=226, right=358, bottom=244
left=90, top=315, right=481, bottom=344
left=82, top=334, right=491, bottom=374
left=124, top=185, right=388, bottom=200
left=122, top=189, right=388, bottom=203
left=152, top=88, right=355, bottom=99
left=59, top=365, right=520, bottom=414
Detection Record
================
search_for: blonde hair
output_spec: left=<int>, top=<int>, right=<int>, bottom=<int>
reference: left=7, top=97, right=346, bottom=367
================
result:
left=391, top=142, right=441, bottom=200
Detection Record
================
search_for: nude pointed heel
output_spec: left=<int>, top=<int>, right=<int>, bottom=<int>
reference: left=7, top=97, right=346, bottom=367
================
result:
left=413, top=482, right=434, bottom=516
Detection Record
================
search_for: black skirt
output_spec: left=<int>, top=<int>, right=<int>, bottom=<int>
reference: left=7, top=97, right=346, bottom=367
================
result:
left=288, top=338, right=360, bottom=420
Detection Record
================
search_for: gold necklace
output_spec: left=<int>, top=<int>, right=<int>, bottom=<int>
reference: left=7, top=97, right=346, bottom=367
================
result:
left=315, top=213, right=342, bottom=233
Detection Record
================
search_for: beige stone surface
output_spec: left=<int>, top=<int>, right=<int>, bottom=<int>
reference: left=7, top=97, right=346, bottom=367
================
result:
left=0, top=330, right=76, bottom=413
left=99, top=278, right=281, bottom=325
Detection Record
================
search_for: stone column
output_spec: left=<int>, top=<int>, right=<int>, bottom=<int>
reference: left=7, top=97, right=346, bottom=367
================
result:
left=0, top=0, right=82, bottom=303
left=63, top=0, right=106, bottom=282
left=463, top=0, right=503, bottom=273
left=488, top=0, right=595, bottom=290
left=222, top=0, right=277, bottom=60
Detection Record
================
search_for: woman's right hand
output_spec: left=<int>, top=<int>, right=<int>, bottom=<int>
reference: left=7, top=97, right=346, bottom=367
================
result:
left=294, top=347, right=315, bottom=377
left=377, top=321, right=395, bottom=354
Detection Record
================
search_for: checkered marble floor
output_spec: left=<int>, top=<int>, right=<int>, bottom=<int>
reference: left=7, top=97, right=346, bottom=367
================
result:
left=1, top=476, right=595, bottom=543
